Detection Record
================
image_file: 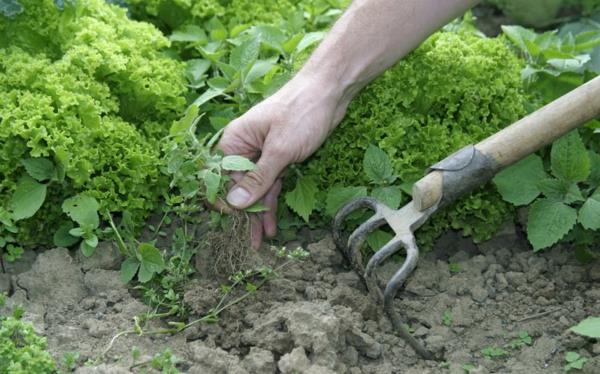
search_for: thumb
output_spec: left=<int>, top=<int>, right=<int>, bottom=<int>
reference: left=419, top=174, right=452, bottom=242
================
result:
left=226, top=148, right=288, bottom=209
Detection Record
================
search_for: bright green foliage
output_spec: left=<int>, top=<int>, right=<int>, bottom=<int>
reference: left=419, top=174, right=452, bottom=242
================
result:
left=0, top=0, right=188, bottom=245
left=126, top=0, right=349, bottom=31
left=299, top=31, right=526, bottom=245
left=285, top=177, right=318, bottom=222
left=481, top=346, right=509, bottom=359
left=570, top=316, right=600, bottom=338
left=494, top=156, right=547, bottom=206
left=0, top=306, right=56, bottom=373
left=488, top=0, right=600, bottom=27
left=495, top=130, right=600, bottom=251
left=501, top=22, right=600, bottom=103
left=564, top=351, right=587, bottom=372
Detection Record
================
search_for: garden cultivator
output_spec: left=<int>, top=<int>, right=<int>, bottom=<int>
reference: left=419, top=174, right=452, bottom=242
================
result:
left=333, top=75, right=600, bottom=360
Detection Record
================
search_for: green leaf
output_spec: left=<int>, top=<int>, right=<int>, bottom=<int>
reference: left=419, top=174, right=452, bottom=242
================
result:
left=62, top=194, right=100, bottom=228
left=325, top=186, right=368, bottom=217
left=186, top=59, right=211, bottom=88
left=202, top=170, right=221, bottom=204
left=363, top=145, right=395, bottom=185
left=120, top=257, right=140, bottom=284
left=21, top=158, right=55, bottom=182
left=169, top=25, right=207, bottom=43
left=245, top=202, right=269, bottom=213
left=0, top=0, right=23, bottom=18
left=221, top=155, right=255, bottom=171
left=253, top=25, right=286, bottom=52
left=501, top=25, right=539, bottom=55
left=84, top=234, right=98, bottom=248
left=566, top=351, right=581, bottom=363
left=80, top=240, right=95, bottom=257
left=296, top=32, right=325, bottom=54
left=371, top=186, right=402, bottom=209
left=53, top=222, right=79, bottom=247
left=547, top=55, right=591, bottom=72
left=551, top=131, right=590, bottom=183
left=285, top=177, right=318, bottom=222
left=170, top=105, right=199, bottom=137
left=230, top=38, right=260, bottom=70
left=579, top=195, right=600, bottom=230
left=10, top=176, right=47, bottom=221
left=570, top=317, right=600, bottom=338
left=493, top=155, right=547, bottom=206
left=244, top=60, right=275, bottom=86
left=537, top=178, right=583, bottom=203
left=588, top=150, right=600, bottom=185
left=193, top=87, right=225, bottom=107
left=367, top=230, right=394, bottom=252
left=138, top=243, right=165, bottom=274
left=574, top=30, right=600, bottom=51
left=527, top=199, right=577, bottom=251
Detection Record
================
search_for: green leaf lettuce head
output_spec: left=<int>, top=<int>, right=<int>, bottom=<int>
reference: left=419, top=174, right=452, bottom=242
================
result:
left=0, top=0, right=188, bottom=245
left=295, top=30, right=527, bottom=246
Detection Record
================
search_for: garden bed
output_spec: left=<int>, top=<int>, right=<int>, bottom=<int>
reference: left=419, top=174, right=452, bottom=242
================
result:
left=2, top=223, right=599, bottom=373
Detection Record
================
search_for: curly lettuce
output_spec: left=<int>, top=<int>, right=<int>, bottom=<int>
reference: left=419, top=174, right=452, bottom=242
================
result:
left=0, top=0, right=187, bottom=244
left=298, top=31, right=527, bottom=245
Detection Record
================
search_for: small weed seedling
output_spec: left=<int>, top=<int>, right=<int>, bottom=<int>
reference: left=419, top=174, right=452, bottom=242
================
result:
left=564, top=351, right=587, bottom=372
left=100, top=246, right=310, bottom=359
left=507, top=331, right=533, bottom=349
left=481, top=346, right=509, bottom=359
left=442, top=310, right=453, bottom=327
left=462, top=363, right=476, bottom=373
left=130, top=347, right=180, bottom=374
left=448, top=262, right=462, bottom=274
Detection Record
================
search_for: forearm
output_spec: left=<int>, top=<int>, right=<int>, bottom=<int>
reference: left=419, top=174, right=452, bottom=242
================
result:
left=298, top=0, right=479, bottom=115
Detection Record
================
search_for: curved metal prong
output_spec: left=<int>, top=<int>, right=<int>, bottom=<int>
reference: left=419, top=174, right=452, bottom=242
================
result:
left=333, top=197, right=384, bottom=262
left=345, top=213, right=386, bottom=272
left=381, top=235, right=435, bottom=360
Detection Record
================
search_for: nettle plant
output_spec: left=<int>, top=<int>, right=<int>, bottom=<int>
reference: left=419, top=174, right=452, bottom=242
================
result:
left=0, top=157, right=101, bottom=264
left=285, top=145, right=406, bottom=251
left=494, top=130, right=600, bottom=251
left=501, top=20, right=600, bottom=103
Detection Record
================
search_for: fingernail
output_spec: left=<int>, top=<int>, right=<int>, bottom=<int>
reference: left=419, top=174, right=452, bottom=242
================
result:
left=227, top=187, right=251, bottom=207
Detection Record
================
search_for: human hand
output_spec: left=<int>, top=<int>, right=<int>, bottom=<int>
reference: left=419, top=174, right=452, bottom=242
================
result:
left=218, top=72, right=349, bottom=249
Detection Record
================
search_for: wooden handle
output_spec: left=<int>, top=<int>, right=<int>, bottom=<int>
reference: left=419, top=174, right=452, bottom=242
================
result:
left=413, top=75, right=600, bottom=211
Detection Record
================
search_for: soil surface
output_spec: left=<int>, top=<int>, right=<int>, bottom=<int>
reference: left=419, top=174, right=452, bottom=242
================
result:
left=2, top=221, right=600, bottom=373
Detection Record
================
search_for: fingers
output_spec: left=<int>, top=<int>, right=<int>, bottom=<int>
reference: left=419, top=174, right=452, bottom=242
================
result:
left=262, top=180, right=281, bottom=238
left=250, top=214, right=263, bottom=250
left=226, top=147, right=289, bottom=209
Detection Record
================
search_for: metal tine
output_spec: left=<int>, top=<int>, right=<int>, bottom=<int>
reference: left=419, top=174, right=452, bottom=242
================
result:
left=345, top=213, right=386, bottom=271
left=381, top=235, right=435, bottom=360
left=333, top=197, right=385, bottom=263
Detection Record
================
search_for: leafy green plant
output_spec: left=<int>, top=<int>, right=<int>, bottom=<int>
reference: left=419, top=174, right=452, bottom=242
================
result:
left=130, top=347, right=180, bottom=374
left=101, top=246, right=310, bottom=358
left=481, top=346, right=510, bottom=359
left=58, top=195, right=101, bottom=257
left=1, top=0, right=187, bottom=247
left=106, top=214, right=166, bottom=285
left=507, top=331, right=533, bottom=349
left=0, top=295, right=57, bottom=373
left=462, top=363, right=476, bottom=373
left=570, top=316, right=600, bottom=338
left=564, top=351, right=587, bottom=372
left=488, top=0, right=600, bottom=28
left=501, top=21, right=600, bottom=103
left=442, top=310, right=454, bottom=327
left=293, top=28, right=527, bottom=247
left=494, top=130, right=600, bottom=251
